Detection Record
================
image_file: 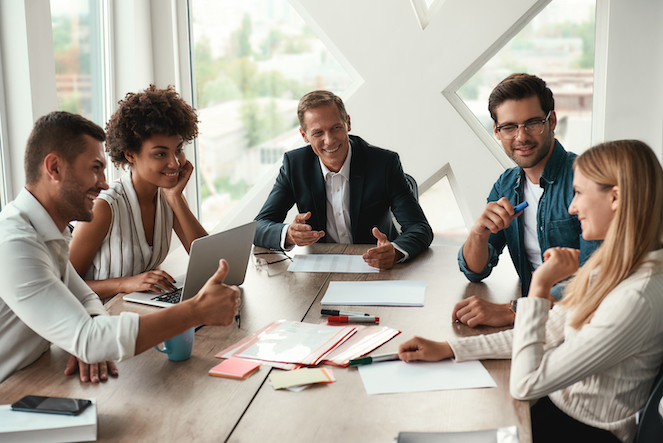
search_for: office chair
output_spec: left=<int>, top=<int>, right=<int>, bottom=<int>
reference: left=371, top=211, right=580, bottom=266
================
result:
left=404, top=173, right=419, bottom=201
left=635, top=368, right=663, bottom=443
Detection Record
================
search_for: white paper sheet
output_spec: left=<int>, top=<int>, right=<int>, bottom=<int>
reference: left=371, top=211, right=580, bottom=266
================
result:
left=321, top=280, right=426, bottom=306
left=288, top=254, right=379, bottom=273
left=358, top=360, right=497, bottom=395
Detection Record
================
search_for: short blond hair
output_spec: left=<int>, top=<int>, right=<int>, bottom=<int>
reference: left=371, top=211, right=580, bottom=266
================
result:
left=297, top=90, right=347, bottom=132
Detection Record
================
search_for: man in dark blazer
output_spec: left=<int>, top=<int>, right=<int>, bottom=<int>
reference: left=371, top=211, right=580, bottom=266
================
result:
left=254, top=90, right=433, bottom=269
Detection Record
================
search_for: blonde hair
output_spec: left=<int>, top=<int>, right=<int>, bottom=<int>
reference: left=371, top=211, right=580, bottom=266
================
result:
left=561, top=140, right=663, bottom=329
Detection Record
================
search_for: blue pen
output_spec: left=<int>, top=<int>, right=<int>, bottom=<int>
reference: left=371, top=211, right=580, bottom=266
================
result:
left=513, top=201, right=529, bottom=213
left=485, top=201, right=528, bottom=230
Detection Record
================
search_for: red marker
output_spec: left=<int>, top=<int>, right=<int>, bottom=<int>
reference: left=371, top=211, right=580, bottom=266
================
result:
left=327, top=316, right=379, bottom=324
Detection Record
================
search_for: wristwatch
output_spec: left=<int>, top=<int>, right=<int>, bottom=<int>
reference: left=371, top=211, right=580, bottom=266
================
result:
left=509, top=298, right=519, bottom=314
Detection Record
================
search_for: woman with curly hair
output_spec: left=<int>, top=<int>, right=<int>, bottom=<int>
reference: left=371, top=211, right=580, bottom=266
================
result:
left=69, top=85, right=207, bottom=300
left=398, top=140, right=663, bottom=442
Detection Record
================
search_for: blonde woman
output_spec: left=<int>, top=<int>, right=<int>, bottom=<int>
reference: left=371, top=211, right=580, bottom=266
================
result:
left=399, top=140, right=663, bottom=442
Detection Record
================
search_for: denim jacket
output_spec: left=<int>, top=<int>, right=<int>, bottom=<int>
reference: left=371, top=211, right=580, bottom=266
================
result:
left=458, top=140, right=600, bottom=299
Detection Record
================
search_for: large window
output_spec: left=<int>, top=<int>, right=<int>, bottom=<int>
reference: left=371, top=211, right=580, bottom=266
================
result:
left=458, top=0, right=596, bottom=154
left=50, top=0, right=108, bottom=127
left=0, top=124, right=5, bottom=210
left=189, top=0, right=353, bottom=229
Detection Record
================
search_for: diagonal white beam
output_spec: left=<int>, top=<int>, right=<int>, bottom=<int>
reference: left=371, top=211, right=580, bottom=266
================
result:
left=291, top=0, right=550, bottom=227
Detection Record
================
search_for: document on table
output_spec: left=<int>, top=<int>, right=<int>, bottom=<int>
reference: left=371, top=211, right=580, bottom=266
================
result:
left=216, top=320, right=357, bottom=366
left=288, top=254, right=379, bottom=273
left=321, top=280, right=425, bottom=306
left=269, top=368, right=335, bottom=390
left=358, top=360, right=496, bottom=395
left=321, top=324, right=401, bottom=367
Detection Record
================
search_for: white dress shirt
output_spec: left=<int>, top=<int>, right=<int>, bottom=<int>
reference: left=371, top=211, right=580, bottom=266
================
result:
left=0, top=188, right=139, bottom=383
left=320, top=144, right=353, bottom=244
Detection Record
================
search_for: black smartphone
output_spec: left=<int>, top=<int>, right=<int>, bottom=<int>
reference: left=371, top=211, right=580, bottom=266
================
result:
left=11, top=395, right=92, bottom=416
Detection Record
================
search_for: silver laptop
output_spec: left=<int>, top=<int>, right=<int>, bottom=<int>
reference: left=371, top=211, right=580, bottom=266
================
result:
left=123, top=221, right=256, bottom=308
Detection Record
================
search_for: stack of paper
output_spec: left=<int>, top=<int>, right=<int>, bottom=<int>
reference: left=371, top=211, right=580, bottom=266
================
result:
left=209, top=358, right=261, bottom=379
left=269, top=368, right=336, bottom=390
left=216, top=320, right=357, bottom=368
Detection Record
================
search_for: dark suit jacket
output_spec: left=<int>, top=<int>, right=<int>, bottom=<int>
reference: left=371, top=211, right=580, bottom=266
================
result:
left=254, top=135, right=433, bottom=259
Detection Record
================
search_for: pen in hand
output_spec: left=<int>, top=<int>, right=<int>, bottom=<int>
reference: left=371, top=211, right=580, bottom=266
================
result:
left=485, top=201, right=529, bottom=230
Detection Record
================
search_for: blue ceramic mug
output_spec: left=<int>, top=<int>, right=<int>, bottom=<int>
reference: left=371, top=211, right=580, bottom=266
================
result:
left=154, top=327, right=195, bottom=361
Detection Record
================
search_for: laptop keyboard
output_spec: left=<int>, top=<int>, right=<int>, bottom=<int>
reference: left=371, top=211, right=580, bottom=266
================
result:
left=151, top=288, right=183, bottom=304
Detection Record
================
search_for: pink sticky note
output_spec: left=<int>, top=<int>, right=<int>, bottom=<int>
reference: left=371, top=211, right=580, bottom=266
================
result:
left=209, top=358, right=261, bottom=379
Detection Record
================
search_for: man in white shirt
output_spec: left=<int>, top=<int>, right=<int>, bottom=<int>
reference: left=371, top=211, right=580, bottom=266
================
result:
left=0, top=111, right=240, bottom=384
left=253, top=90, right=433, bottom=269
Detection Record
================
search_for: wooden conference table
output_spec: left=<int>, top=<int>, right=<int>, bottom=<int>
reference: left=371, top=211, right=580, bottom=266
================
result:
left=0, top=243, right=531, bottom=442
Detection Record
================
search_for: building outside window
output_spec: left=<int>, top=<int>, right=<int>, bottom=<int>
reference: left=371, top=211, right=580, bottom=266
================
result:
left=422, top=0, right=596, bottom=245
left=458, top=0, right=596, bottom=154
left=189, top=0, right=353, bottom=229
left=50, top=0, right=108, bottom=127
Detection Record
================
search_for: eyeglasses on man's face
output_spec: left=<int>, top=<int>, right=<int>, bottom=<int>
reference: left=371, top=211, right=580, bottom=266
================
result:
left=495, top=110, right=552, bottom=140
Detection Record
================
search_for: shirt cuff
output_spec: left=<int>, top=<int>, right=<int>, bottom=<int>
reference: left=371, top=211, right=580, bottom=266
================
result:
left=279, top=224, right=295, bottom=251
left=392, top=242, right=409, bottom=263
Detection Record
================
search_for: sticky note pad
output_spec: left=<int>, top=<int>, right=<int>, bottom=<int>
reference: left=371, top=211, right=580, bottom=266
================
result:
left=269, top=368, right=335, bottom=390
left=209, top=358, right=261, bottom=379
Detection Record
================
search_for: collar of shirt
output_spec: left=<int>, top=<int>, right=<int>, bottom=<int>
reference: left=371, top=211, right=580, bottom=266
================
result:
left=9, top=188, right=72, bottom=280
left=13, top=188, right=70, bottom=243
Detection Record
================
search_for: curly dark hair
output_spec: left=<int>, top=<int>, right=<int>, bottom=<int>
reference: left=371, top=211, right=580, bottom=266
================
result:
left=106, top=84, right=199, bottom=167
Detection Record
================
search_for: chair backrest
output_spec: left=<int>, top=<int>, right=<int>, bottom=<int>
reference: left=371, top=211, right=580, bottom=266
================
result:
left=635, top=370, right=663, bottom=443
left=404, top=173, right=419, bottom=201
left=390, top=173, right=419, bottom=235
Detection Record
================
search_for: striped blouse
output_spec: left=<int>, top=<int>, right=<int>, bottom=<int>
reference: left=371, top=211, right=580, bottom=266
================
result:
left=448, top=248, right=663, bottom=442
left=85, top=172, right=174, bottom=281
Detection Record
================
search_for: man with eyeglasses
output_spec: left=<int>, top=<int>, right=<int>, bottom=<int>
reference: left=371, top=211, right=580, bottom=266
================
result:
left=454, top=73, right=600, bottom=328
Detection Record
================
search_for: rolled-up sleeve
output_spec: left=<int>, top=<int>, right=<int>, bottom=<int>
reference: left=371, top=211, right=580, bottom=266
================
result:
left=0, top=236, right=139, bottom=364
left=457, top=241, right=501, bottom=282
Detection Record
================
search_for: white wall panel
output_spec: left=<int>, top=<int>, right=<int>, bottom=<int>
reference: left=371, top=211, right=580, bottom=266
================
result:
left=0, top=0, right=58, bottom=200
left=596, top=0, right=663, bottom=158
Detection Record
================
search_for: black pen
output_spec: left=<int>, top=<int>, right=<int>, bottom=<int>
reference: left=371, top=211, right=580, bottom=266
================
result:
left=321, top=309, right=370, bottom=317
